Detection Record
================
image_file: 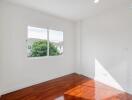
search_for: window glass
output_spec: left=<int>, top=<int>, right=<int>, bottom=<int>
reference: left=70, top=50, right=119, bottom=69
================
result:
left=27, top=26, right=48, bottom=57
left=49, top=30, right=63, bottom=56
left=27, top=26, right=63, bottom=57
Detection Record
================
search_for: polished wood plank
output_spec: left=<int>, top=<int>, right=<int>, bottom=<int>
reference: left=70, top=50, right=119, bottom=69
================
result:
left=64, top=80, right=132, bottom=100
left=1, top=73, right=132, bottom=100
left=1, top=73, right=89, bottom=100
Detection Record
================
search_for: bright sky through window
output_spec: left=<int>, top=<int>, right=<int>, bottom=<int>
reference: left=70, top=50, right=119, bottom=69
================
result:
left=28, top=26, right=63, bottom=43
left=28, top=26, right=47, bottom=40
left=49, top=30, right=63, bottom=43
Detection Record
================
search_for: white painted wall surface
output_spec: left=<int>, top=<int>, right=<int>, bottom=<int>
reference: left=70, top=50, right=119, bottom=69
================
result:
left=0, top=1, right=75, bottom=95
left=75, top=21, right=82, bottom=74
left=80, top=7, right=132, bottom=93
left=0, top=2, right=3, bottom=96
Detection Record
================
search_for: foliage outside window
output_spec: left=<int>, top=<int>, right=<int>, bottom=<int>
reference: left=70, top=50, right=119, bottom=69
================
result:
left=27, top=26, right=63, bottom=57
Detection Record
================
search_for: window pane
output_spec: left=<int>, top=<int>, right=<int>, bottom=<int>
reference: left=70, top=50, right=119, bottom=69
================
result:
left=27, top=26, right=48, bottom=57
left=28, top=26, right=47, bottom=40
left=49, top=30, right=63, bottom=56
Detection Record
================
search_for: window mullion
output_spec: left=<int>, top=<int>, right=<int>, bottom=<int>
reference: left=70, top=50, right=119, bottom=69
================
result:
left=47, top=29, right=49, bottom=56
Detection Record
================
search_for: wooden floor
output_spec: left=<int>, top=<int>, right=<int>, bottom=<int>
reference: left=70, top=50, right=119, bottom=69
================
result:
left=1, top=73, right=132, bottom=100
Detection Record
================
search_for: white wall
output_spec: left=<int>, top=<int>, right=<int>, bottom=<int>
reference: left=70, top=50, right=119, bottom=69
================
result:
left=80, top=6, right=132, bottom=93
left=0, top=1, right=75, bottom=95
left=0, top=2, right=3, bottom=96
left=75, top=21, right=82, bottom=74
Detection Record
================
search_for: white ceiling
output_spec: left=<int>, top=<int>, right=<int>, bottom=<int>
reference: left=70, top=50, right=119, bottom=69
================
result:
left=4, top=0, right=131, bottom=21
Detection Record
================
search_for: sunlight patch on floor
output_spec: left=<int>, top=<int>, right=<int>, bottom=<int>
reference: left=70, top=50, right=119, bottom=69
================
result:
left=55, top=96, right=64, bottom=100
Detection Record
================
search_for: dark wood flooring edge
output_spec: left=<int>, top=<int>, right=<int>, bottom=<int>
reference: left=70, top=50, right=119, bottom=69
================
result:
left=1, top=72, right=132, bottom=100
left=1, top=73, right=79, bottom=97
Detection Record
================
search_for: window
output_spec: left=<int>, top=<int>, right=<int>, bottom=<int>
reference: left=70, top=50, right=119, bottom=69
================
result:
left=49, top=30, right=63, bottom=56
left=27, top=26, right=63, bottom=57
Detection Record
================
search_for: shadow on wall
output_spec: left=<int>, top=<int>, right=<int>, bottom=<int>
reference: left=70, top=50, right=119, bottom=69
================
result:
left=94, top=58, right=125, bottom=92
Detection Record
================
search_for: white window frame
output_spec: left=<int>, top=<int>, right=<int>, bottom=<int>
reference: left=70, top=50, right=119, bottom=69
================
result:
left=27, top=26, right=64, bottom=58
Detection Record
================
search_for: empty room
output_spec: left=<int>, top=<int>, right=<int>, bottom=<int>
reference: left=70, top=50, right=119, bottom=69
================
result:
left=0, top=0, right=132, bottom=100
